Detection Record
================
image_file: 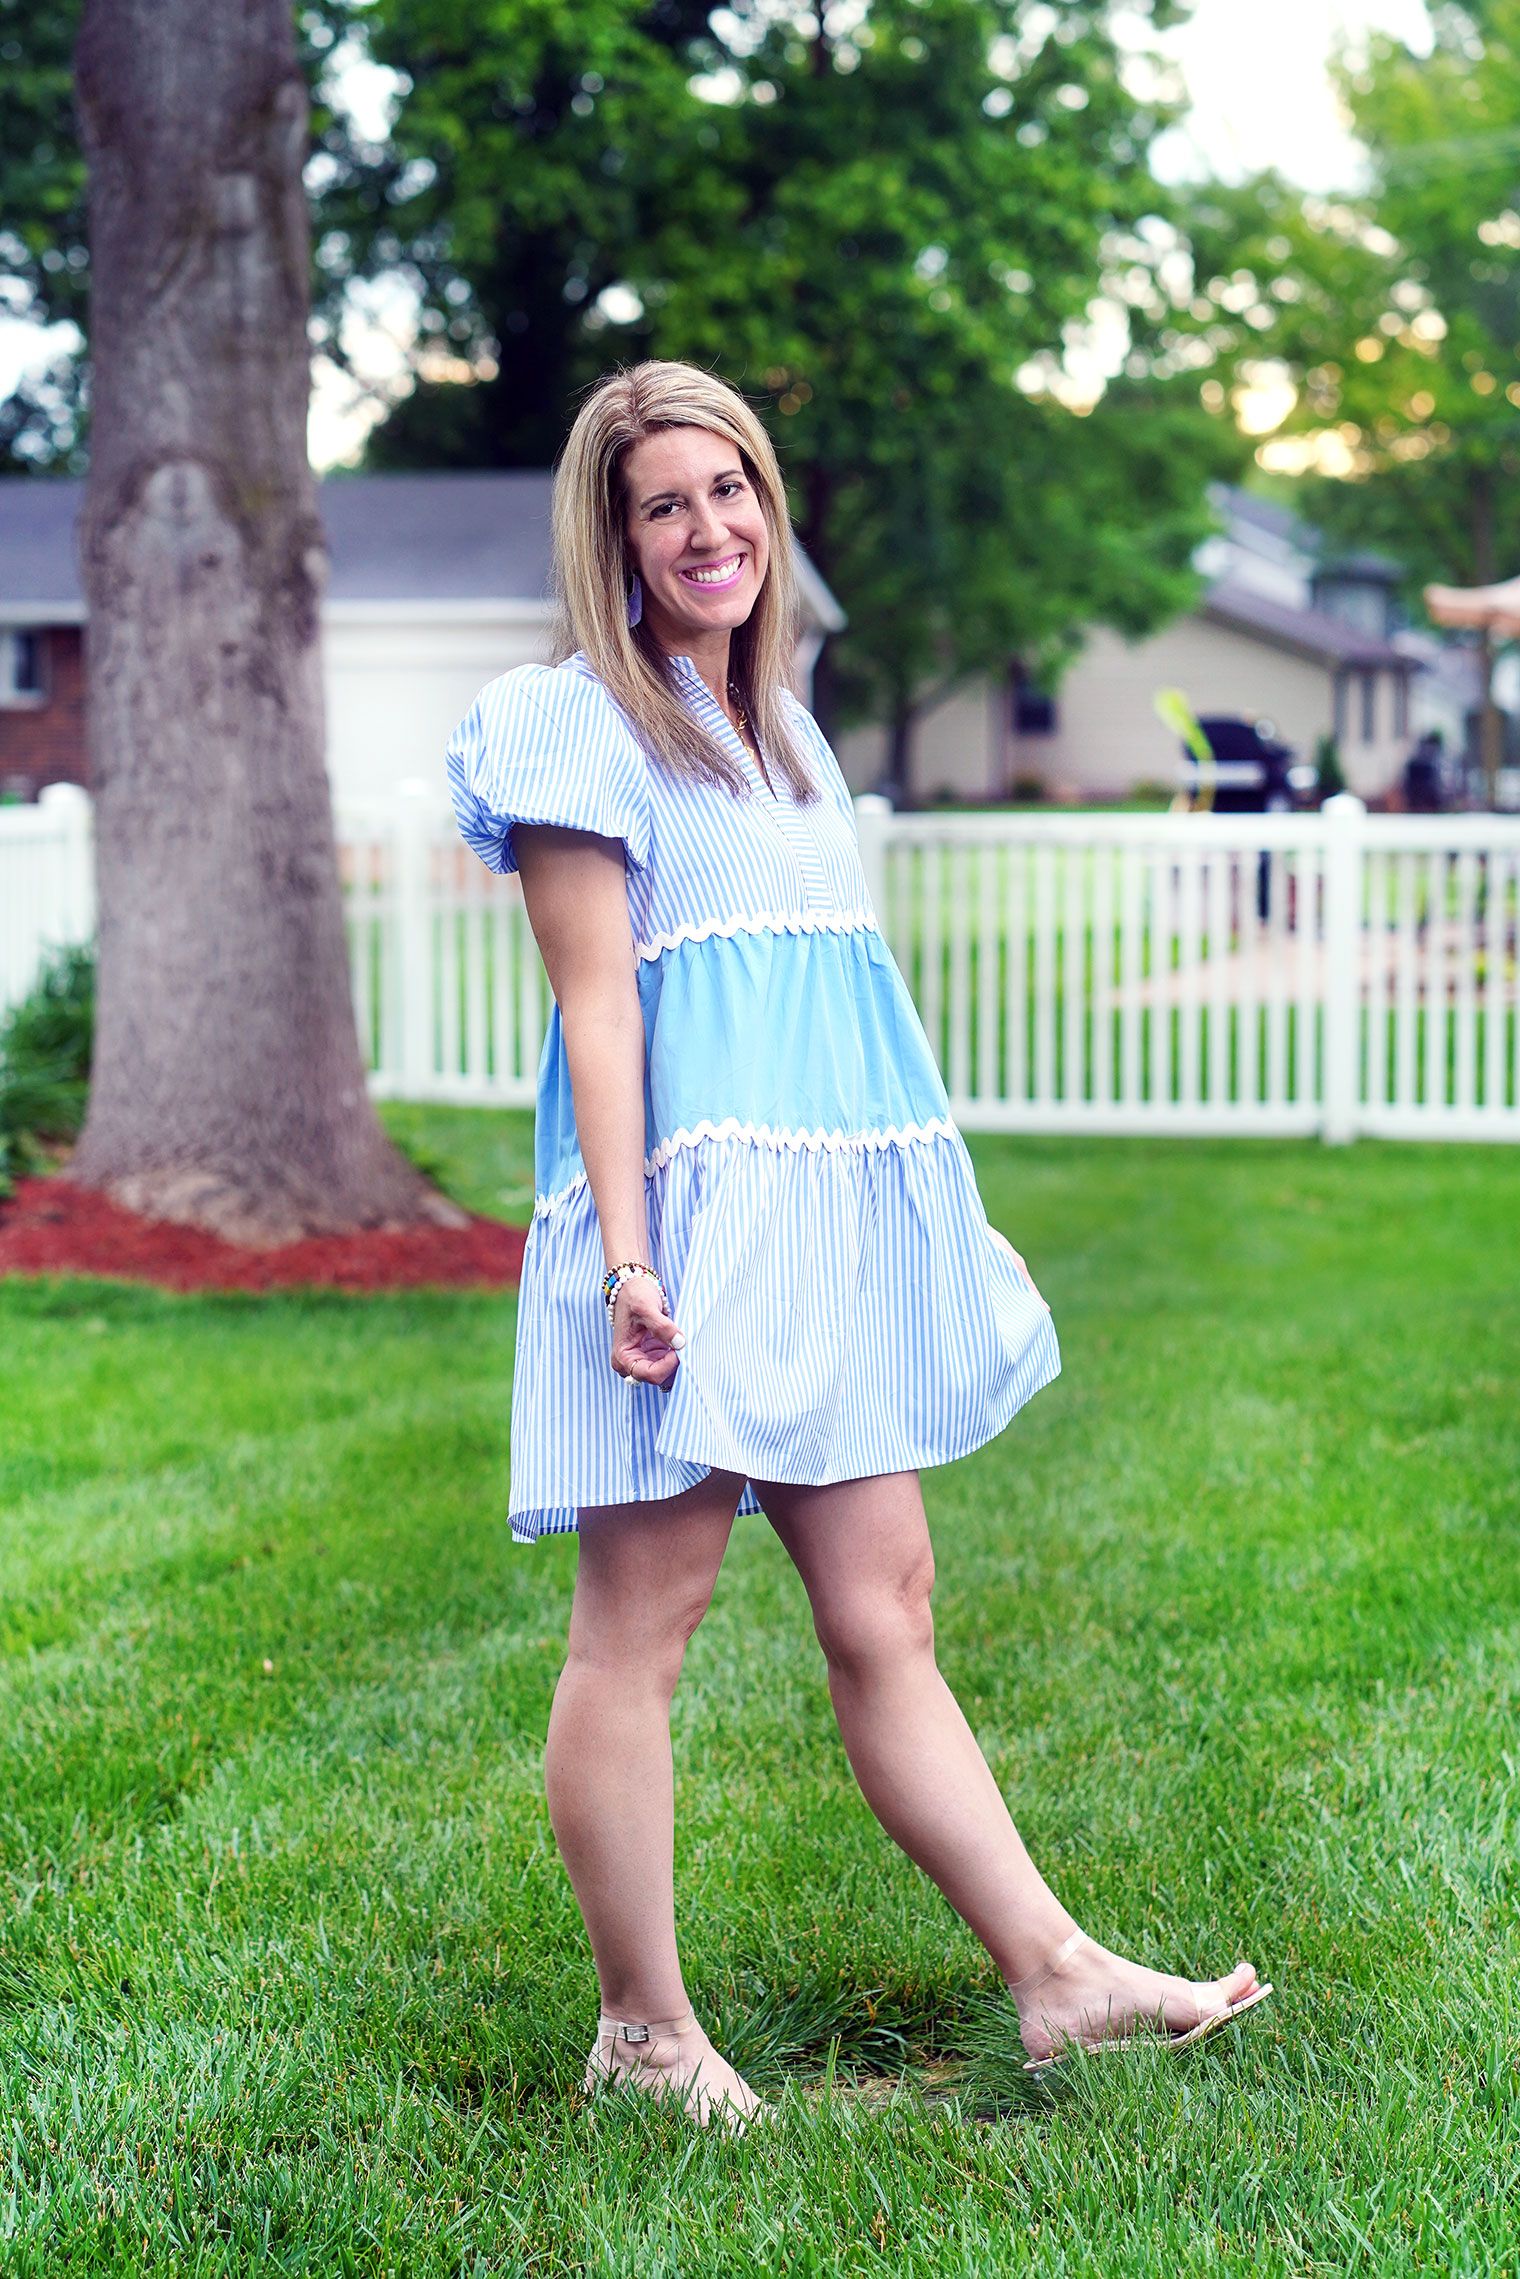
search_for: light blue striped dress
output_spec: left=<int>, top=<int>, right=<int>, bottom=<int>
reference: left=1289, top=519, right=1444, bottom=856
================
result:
left=447, top=653, right=1060, bottom=1541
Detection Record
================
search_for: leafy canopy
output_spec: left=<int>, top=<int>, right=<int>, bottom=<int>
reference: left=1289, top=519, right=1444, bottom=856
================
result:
left=311, top=0, right=1236, bottom=736
left=3, top=0, right=1237, bottom=748
left=1180, top=3, right=1520, bottom=597
left=0, top=0, right=88, bottom=464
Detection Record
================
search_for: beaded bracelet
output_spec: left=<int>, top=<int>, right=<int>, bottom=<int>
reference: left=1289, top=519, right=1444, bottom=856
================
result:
left=601, top=1260, right=667, bottom=1326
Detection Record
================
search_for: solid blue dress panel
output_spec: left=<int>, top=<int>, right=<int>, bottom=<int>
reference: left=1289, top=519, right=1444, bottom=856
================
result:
left=533, top=924, right=954, bottom=1211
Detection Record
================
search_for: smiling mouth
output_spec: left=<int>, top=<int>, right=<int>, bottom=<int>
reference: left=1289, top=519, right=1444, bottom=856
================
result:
left=678, top=554, right=747, bottom=590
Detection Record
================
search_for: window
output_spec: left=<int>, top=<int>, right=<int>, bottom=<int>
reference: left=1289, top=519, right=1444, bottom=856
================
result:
left=0, top=629, right=45, bottom=708
left=1359, top=671, right=1376, bottom=744
left=1393, top=672, right=1408, bottom=739
left=1012, top=683, right=1056, bottom=735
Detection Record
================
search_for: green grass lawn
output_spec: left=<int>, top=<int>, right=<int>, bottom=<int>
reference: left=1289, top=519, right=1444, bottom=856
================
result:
left=2, top=1122, right=1518, bottom=2275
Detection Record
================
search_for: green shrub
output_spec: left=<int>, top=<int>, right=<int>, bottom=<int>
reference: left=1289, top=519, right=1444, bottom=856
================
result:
left=0, top=944, right=95, bottom=1198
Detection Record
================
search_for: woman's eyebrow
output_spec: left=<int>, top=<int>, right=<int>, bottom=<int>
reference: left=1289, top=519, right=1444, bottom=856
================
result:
left=636, top=468, right=745, bottom=512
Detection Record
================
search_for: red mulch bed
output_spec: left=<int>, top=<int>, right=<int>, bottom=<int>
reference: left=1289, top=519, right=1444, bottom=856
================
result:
left=0, top=1176, right=525, bottom=1294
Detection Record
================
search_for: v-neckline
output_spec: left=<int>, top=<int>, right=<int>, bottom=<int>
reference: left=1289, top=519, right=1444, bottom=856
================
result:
left=673, top=656, right=779, bottom=798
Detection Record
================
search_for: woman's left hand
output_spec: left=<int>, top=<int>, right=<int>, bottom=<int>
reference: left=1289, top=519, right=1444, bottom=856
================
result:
left=610, top=1277, right=686, bottom=1385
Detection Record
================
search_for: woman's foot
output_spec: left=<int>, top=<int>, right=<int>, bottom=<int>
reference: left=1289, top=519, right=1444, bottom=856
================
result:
left=584, top=2009, right=764, bottom=2129
left=1012, top=1932, right=1264, bottom=2068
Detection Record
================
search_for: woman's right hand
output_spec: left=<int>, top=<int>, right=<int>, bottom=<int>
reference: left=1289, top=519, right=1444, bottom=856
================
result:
left=610, top=1278, right=686, bottom=1385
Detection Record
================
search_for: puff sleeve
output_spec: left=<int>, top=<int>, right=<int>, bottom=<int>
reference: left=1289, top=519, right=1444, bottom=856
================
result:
left=446, top=663, right=652, bottom=876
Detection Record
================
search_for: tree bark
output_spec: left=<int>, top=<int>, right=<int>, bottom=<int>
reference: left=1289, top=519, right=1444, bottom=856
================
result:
left=1472, top=469, right=1503, bottom=810
left=71, top=0, right=450, bottom=1242
left=880, top=698, right=916, bottom=805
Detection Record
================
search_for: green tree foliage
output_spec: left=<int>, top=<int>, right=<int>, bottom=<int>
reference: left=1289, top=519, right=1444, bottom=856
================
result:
left=0, top=0, right=89, bottom=463
left=314, top=0, right=1237, bottom=759
left=1171, top=5, right=1520, bottom=795
left=307, top=0, right=713, bottom=470
left=3, top=0, right=1237, bottom=771
left=1184, top=5, right=1520, bottom=595
left=0, top=0, right=344, bottom=466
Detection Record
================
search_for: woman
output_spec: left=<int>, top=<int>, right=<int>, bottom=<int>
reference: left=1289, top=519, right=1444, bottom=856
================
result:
left=448, top=362, right=1268, bottom=2125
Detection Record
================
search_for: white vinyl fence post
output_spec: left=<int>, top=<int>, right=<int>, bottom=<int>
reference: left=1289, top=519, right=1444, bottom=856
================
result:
left=39, top=781, right=95, bottom=947
left=395, top=783, right=433, bottom=1096
left=853, top=793, right=891, bottom=927
left=1321, top=791, right=1365, bottom=1144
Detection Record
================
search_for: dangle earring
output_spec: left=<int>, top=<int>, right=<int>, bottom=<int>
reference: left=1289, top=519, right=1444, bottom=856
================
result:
left=626, top=573, right=643, bottom=629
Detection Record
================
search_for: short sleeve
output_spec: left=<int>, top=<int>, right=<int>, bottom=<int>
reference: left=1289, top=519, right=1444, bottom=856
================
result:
left=446, top=663, right=652, bottom=876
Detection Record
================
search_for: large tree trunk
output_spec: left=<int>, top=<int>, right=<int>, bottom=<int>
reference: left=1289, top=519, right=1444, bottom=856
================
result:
left=71, top=0, right=449, bottom=1242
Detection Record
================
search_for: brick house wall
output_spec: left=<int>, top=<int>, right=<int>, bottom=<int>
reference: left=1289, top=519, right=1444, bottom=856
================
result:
left=0, top=627, right=89, bottom=801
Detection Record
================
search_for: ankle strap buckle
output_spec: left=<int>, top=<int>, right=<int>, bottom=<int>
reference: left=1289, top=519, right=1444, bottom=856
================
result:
left=620, top=2022, right=650, bottom=2045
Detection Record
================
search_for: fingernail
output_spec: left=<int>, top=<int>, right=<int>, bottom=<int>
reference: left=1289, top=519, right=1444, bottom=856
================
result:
left=671, top=1330, right=686, bottom=1350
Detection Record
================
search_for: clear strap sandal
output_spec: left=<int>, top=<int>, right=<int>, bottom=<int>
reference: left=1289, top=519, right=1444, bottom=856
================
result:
left=584, top=2007, right=764, bottom=2130
left=1015, top=1930, right=1274, bottom=2073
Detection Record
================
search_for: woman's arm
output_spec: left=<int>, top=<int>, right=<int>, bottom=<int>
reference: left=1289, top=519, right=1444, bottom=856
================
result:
left=515, top=824, right=682, bottom=1385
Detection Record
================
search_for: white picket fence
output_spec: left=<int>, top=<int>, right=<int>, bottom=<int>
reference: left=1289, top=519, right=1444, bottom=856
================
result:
left=0, top=784, right=94, bottom=1016
left=852, top=796, right=1520, bottom=1142
left=340, top=789, right=549, bottom=1109
left=5, top=784, right=1519, bottom=1142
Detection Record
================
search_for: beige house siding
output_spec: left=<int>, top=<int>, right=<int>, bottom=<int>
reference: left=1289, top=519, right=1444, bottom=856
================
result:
left=834, top=683, right=1006, bottom=800
left=1027, top=616, right=1407, bottom=802
left=1019, top=620, right=1331, bottom=799
left=837, top=610, right=1412, bottom=805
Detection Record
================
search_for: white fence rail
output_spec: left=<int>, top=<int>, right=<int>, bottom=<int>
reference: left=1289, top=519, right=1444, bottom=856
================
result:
left=4, top=785, right=1518, bottom=1142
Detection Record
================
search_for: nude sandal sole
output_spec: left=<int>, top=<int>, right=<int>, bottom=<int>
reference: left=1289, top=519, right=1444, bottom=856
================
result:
left=1023, top=1980, right=1274, bottom=2074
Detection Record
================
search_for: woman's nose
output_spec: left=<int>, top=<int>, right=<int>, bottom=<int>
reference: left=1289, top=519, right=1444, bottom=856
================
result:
left=688, top=499, right=727, bottom=549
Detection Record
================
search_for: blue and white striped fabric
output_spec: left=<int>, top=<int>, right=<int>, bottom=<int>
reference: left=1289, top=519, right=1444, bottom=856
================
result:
left=447, top=653, right=1060, bottom=1541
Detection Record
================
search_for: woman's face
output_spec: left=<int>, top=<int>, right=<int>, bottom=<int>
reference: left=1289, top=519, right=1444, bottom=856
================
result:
left=622, top=426, right=770, bottom=653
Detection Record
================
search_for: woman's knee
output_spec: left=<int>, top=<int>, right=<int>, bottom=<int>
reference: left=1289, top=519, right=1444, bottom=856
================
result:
left=811, top=1549, right=936, bottom=1681
left=567, top=1571, right=716, bottom=1693
left=568, top=1490, right=733, bottom=1687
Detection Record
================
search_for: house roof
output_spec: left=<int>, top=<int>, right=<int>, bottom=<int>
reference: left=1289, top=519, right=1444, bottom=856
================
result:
left=0, top=477, right=84, bottom=615
left=1208, top=482, right=1317, bottom=558
left=1202, top=577, right=1416, bottom=671
left=0, top=471, right=845, bottom=629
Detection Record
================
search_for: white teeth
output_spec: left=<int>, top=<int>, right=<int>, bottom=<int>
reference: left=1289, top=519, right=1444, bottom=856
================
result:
left=682, top=557, right=743, bottom=584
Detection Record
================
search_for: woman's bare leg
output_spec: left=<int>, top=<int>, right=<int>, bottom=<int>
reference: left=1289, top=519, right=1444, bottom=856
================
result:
left=545, top=1470, right=760, bottom=2114
left=759, top=1469, right=1259, bottom=2062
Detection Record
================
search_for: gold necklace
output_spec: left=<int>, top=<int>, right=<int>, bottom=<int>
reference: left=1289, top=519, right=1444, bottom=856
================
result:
left=727, top=681, right=775, bottom=790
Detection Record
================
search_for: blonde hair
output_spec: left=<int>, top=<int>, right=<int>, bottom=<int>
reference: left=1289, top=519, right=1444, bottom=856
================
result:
left=550, top=361, right=815, bottom=802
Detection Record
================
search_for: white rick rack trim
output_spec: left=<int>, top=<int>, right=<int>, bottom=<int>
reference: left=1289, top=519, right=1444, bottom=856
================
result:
left=633, top=908, right=878, bottom=964
left=530, top=1115, right=961, bottom=1220
left=532, top=1172, right=590, bottom=1223
left=642, top=1115, right=959, bottom=1176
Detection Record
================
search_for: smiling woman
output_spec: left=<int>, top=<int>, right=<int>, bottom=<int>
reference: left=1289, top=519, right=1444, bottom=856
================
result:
left=546, top=362, right=813, bottom=802
left=443, top=361, right=1268, bottom=2133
